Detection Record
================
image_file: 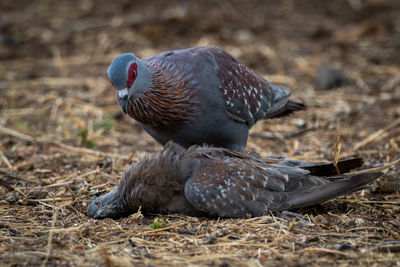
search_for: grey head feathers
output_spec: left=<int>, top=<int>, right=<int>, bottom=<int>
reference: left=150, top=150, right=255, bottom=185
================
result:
left=107, top=53, right=151, bottom=98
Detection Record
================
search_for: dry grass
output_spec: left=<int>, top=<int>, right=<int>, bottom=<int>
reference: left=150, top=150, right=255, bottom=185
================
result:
left=0, top=0, right=399, bottom=266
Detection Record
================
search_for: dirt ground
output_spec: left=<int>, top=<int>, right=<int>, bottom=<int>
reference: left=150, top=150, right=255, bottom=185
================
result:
left=1, top=0, right=399, bottom=266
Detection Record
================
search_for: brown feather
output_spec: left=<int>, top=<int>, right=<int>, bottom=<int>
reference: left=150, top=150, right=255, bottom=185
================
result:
left=127, top=60, right=199, bottom=129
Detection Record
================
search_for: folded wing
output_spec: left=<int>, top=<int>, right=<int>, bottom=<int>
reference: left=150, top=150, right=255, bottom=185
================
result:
left=184, top=155, right=383, bottom=218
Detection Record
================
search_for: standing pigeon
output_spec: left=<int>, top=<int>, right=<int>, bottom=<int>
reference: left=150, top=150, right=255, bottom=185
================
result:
left=107, top=46, right=306, bottom=152
left=87, top=142, right=382, bottom=219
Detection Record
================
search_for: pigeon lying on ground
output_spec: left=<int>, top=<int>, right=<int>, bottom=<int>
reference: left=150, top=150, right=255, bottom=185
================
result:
left=87, top=142, right=382, bottom=219
left=107, top=46, right=305, bottom=152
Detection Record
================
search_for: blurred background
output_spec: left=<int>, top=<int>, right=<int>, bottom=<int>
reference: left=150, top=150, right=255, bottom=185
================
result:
left=1, top=1, right=400, bottom=266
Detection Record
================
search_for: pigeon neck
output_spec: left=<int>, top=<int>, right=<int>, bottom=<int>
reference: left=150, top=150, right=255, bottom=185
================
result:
left=119, top=146, right=186, bottom=213
left=125, top=61, right=199, bottom=129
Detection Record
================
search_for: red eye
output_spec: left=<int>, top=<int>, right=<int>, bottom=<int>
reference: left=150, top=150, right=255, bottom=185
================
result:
left=127, top=63, right=138, bottom=88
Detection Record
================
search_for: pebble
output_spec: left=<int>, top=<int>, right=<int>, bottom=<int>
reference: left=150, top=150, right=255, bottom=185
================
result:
left=316, top=65, right=348, bottom=90
left=355, top=217, right=365, bottom=226
left=337, top=243, right=353, bottom=251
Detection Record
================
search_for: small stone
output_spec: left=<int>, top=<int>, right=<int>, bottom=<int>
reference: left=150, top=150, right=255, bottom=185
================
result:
left=337, top=243, right=353, bottom=251
left=81, top=227, right=90, bottom=237
left=235, top=30, right=253, bottom=43
left=355, top=217, right=365, bottom=226
left=6, top=192, right=17, bottom=203
left=307, top=236, right=320, bottom=242
left=292, top=118, right=307, bottom=128
left=316, top=65, right=348, bottom=90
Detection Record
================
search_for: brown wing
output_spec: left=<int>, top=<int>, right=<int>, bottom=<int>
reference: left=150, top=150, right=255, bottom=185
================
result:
left=184, top=155, right=383, bottom=218
left=184, top=157, right=309, bottom=217
left=198, top=47, right=292, bottom=126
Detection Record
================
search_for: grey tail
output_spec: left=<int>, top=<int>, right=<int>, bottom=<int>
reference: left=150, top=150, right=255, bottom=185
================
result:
left=300, top=158, right=364, bottom=176
left=286, top=172, right=383, bottom=210
left=267, top=100, right=307, bottom=118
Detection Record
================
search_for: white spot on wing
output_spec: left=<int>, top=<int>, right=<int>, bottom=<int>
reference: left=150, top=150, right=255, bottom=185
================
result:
left=220, top=189, right=228, bottom=198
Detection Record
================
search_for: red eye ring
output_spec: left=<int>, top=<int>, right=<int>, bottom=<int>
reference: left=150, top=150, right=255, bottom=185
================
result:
left=127, top=63, right=138, bottom=88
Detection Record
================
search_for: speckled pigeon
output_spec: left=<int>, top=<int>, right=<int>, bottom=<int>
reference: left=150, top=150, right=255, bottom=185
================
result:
left=87, top=142, right=382, bottom=219
left=107, top=46, right=306, bottom=152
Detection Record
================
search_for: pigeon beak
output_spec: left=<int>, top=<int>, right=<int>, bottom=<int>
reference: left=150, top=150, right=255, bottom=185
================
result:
left=118, top=88, right=129, bottom=113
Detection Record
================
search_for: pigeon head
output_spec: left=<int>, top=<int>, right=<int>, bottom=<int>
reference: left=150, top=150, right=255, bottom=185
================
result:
left=107, top=53, right=151, bottom=113
left=87, top=188, right=124, bottom=219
